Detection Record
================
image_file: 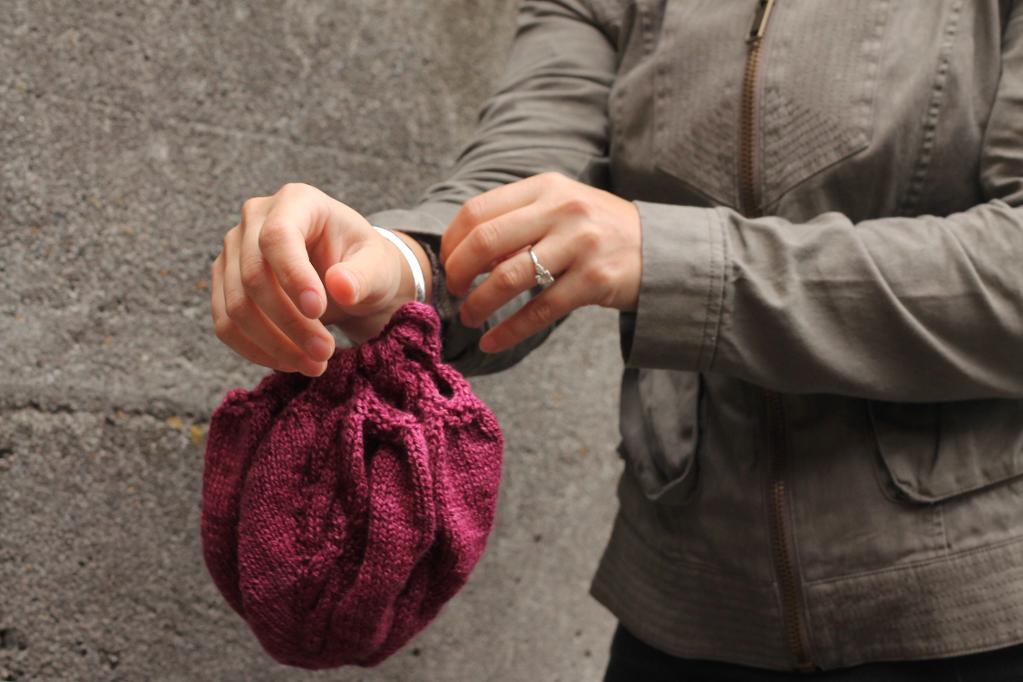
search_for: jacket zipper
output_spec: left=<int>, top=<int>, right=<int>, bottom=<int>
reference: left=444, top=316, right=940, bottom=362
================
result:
left=739, top=0, right=773, bottom=214
left=739, top=1, right=817, bottom=673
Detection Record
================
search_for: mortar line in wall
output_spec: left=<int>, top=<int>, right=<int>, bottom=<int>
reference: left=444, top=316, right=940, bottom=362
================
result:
left=0, top=383, right=214, bottom=422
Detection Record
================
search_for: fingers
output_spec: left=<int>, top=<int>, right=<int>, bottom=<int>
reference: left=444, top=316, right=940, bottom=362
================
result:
left=239, top=206, right=336, bottom=363
left=211, top=246, right=299, bottom=373
left=221, top=225, right=327, bottom=375
left=458, top=234, right=574, bottom=329
left=440, top=173, right=550, bottom=266
left=256, top=183, right=333, bottom=319
left=443, top=202, right=550, bottom=298
left=478, top=260, right=586, bottom=355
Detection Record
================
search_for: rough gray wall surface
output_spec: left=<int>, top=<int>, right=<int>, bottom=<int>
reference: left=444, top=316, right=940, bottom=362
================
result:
left=1, top=1, right=625, bottom=681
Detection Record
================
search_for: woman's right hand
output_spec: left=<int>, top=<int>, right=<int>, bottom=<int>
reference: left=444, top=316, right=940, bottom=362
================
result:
left=210, top=183, right=415, bottom=377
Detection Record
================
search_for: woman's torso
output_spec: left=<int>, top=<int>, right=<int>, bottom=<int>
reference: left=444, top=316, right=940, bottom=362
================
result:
left=586, top=0, right=1023, bottom=673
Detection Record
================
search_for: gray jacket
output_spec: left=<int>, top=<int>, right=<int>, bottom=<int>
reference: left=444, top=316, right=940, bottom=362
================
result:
left=366, top=0, right=1023, bottom=672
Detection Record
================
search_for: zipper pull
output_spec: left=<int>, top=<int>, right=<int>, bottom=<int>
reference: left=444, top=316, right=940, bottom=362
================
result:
left=748, top=0, right=776, bottom=44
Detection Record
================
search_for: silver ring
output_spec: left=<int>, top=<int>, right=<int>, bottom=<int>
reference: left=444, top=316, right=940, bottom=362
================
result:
left=528, top=245, right=555, bottom=288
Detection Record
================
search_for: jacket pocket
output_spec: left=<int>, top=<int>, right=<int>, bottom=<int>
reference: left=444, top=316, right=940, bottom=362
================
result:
left=651, top=0, right=889, bottom=209
left=868, top=399, right=1023, bottom=503
left=617, top=366, right=703, bottom=506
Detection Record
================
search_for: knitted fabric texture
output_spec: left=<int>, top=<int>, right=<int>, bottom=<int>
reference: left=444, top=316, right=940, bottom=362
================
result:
left=200, top=300, right=504, bottom=669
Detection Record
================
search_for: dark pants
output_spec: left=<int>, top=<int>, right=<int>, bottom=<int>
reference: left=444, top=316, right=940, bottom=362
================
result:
left=602, top=623, right=1023, bottom=682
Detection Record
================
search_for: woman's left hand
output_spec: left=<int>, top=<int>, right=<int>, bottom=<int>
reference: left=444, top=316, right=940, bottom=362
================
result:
left=439, top=172, right=641, bottom=354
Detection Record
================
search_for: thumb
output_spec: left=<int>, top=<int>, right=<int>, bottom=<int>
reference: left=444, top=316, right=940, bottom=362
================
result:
left=324, top=238, right=398, bottom=310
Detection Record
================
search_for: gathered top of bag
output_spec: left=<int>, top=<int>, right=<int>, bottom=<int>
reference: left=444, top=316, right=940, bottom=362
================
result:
left=200, top=300, right=505, bottom=670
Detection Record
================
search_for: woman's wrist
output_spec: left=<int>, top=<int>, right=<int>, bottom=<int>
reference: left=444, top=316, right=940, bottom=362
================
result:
left=390, top=229, right=433, bottom=304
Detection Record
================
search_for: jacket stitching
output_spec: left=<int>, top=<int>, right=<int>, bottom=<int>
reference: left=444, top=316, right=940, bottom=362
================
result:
left=705, top=207, right=728, bottom=371
left=805, top=532, right=1023, bottom=586
left=834, top=619, right=1023, bottom=663
left=695, top=209, right=716, bottom=370
left=897, top=0, right=966, bottom=216
left=758, top=0, right=890, bottom=209
left=939, top=503, right=952, bottom=556
left=836, top=596, right=1023, bottom=641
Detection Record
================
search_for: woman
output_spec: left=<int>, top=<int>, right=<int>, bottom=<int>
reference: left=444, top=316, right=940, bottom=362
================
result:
left=210, top=0, right=1023, bottom=678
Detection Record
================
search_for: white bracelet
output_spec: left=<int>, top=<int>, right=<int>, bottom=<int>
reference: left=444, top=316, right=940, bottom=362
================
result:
left=372, top=225, right=426, bottom=303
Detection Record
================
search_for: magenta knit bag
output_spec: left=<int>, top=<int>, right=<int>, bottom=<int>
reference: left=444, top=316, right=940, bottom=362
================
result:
left=200, top=300, right=504, bottom=669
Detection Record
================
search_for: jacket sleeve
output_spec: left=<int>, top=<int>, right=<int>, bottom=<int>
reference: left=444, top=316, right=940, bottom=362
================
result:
left=619, top=3, right=1023, bottom=402
left=363, top=0, right=616, bottom=377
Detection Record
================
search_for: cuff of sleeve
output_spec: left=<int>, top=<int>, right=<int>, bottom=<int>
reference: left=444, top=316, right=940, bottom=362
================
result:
left=364, top=203, right=462, bottom=318
left=364, top=203, right=490, bottom=371
left=363, top=202, right=462, bottom=239
left=622, top=200, right=727, bottom=371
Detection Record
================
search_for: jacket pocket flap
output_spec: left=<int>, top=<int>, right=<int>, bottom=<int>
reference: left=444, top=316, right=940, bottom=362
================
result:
left=617, top=367, right=702, bottom=506
left=869, top=399, right=1023, bottom=503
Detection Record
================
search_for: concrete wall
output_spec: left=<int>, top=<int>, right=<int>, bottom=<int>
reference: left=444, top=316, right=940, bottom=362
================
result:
left=0, top=1, right=624, bottom=680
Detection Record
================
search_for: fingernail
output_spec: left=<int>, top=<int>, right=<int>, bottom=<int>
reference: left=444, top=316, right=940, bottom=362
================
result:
left=299, top=289, right=321, bottom=318
left=305, top=336, right=331, bottom=361
left=346, top=272, right=360, bottom=302
left=301, top=358, right=325, bottom=376
left=479, top=335, right=497, bottom=353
